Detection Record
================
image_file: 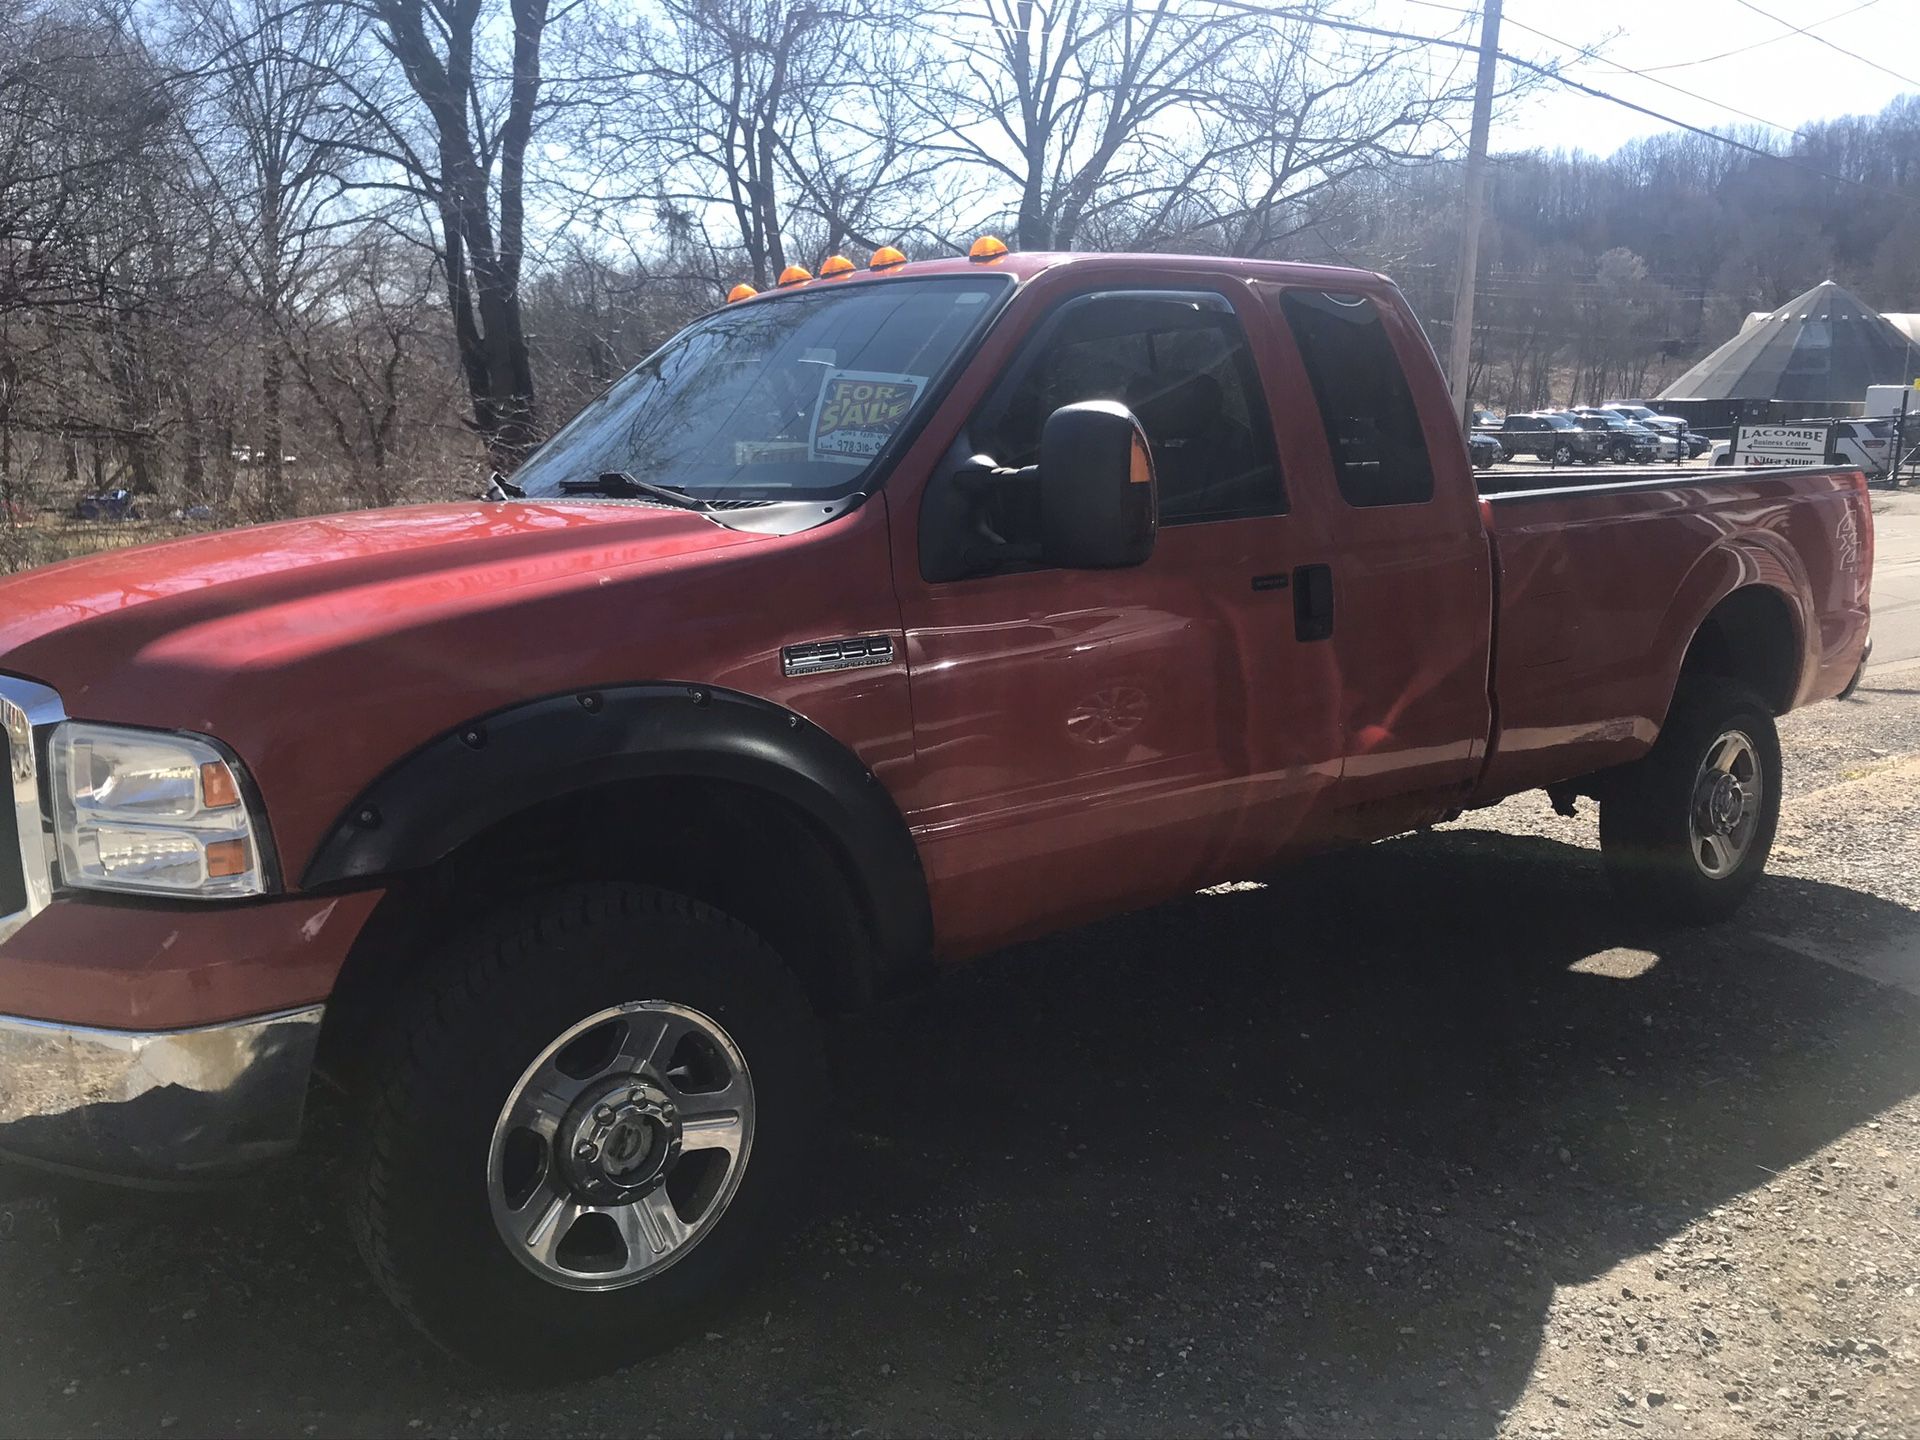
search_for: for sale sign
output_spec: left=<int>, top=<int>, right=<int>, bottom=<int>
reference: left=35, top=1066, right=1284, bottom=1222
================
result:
left=1732, top=425, right=1829, bottom=466
left=810, top=371, right=926, bottom=462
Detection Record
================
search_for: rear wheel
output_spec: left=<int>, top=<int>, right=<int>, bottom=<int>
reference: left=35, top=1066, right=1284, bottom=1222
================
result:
left=1612, top=441, right=1631, bottom=463
left=348, top=883, right=826, bottom=1376
left=1599, top=680, right=1781, bottom=924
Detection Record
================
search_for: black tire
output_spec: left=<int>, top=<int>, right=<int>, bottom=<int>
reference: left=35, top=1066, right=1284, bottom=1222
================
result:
left=1599, top=679, right=1782, bottom=925
left=1551, top=442, right=1573, bottom=465
left=1612, top=442, right=1631, bottom=463
left=348, top=882, right=827, bottom=1377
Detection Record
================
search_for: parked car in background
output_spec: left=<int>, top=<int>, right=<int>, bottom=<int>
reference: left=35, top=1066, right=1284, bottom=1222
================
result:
left=1831, top=418, right=1896, bottom=477
left=1470, top=408, right=1502, bottom=430
left=1574, top=408, right=1684, bottom=460
left=1467, top=431, right=1503, bottom=469
left=1499, top=412, right=1608, bottom=464
left=1601, top=403, right=1708, bottom=457
left=1571, top=409, right=1663, bottom=462
left=72, top=490, right=141, bottom=522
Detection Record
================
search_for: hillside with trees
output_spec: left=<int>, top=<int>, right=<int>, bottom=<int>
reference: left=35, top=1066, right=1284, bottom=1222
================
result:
left=2, top=0, right=1916, bottom=565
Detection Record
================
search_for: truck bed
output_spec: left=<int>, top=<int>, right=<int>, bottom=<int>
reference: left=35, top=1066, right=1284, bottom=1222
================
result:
left=1471, top=464, right=1871, bottom=802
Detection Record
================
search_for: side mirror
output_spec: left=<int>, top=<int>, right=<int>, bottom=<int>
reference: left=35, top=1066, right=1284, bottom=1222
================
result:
left=1038, top=401, right=1158, bottom=569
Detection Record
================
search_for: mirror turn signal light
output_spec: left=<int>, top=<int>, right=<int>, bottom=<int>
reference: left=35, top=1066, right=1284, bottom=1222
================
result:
left=819, top=255, right=856, bottom=277
left=968, top=235, right=1009, bottom=262
left=869, top=246, right=907, bottom=269
left=725, top=283, right=758, bottom=303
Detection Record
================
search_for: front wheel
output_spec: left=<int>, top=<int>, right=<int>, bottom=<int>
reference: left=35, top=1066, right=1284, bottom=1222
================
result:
left=1599, top=680, right=1782, bottom=924
left=347, top=883, right=827, bottom=1376
left=1551, top=442, right=1573, bottom=465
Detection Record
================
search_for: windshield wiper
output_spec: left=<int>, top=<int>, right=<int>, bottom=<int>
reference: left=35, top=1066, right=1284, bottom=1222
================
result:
left=557, top=470, right=711, bottom=512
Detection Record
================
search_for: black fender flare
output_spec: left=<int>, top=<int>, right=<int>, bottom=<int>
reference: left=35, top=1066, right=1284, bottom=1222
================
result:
left=301, top=683, right=932, bottom=991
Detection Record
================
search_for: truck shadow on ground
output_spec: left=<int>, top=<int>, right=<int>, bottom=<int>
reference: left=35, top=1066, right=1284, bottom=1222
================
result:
left=1, top=828, right=1916, bottom=1437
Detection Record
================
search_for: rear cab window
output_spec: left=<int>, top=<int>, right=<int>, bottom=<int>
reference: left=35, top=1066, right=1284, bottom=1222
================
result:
left=1277, top=290, right=1434, bottom=507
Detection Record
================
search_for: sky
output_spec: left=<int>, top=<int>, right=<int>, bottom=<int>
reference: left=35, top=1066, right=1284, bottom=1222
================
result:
left=1377, top=0, right=1920, bottom=157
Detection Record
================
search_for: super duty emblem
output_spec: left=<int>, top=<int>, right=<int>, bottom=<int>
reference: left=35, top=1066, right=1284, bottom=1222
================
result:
left=781, top=635, right=896, bottom=677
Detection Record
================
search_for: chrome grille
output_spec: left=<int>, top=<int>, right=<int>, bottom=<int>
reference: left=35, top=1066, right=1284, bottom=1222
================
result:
left=0, top=676, right=62, bottom=946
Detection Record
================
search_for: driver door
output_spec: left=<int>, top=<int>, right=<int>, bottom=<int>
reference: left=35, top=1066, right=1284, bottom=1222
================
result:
left=888, top=282, right=1344, bottom=956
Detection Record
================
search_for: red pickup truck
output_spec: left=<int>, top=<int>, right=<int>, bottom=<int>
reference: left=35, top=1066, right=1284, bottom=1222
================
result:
left=0, top=251, right=1870, bottom=1373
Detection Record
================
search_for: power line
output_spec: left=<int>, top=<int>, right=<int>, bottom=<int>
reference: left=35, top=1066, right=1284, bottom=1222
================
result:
left=1237, top=5, right=1920, bottom=208
left=1628, top=0, right=1884, bottom=74
left=1403, top=0, right=1821, bottom=140
left=1499, top=12, right=1809, bottom=141
left=1728, top=0, right=1920, bottom=89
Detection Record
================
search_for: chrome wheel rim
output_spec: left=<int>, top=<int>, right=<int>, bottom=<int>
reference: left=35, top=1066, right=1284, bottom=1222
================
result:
left=487, top=1001, right=754, bottom=1291
left=1688, top=729, right=1762, bottom=879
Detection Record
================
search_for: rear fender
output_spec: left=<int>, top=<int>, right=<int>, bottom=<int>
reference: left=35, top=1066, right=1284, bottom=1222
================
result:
left=1651, top=534, right=1810, bottom=724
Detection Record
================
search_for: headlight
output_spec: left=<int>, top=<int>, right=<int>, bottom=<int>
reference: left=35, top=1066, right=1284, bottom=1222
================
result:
left=49, top=723, right=272, bottom=899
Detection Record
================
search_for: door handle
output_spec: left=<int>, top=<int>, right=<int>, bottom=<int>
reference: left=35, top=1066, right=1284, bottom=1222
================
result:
left=1293, top=564, right=1334, bottom=641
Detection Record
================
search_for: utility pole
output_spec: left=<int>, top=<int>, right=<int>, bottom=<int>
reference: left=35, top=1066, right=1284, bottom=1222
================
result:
left=1447, top=0, right=1502, bottom=423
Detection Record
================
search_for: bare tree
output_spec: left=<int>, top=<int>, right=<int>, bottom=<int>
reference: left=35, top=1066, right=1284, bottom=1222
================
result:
left=313, top=0, right=557, bottom=467
left=569, top=0, right=936, bottom=289
left=288, top=230, right=466, bottom=506
left=0, top=2, right=192, bottom=512
left=898, top=0, right=1477, bottom=255
left=171, top=0, right=369, bottom=514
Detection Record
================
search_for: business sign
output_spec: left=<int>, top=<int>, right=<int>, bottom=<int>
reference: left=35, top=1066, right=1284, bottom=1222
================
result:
left=810, top=371, right=926, bottom=462
left=1732, top=425, right=1828, bottom=466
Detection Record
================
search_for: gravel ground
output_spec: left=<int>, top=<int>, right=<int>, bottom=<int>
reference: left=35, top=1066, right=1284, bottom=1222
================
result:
left=4, top=671, right=1920, bottom=1439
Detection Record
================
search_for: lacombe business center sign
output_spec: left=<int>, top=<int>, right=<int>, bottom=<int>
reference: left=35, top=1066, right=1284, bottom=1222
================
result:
left=1731, top=425, right=1828, bottom=465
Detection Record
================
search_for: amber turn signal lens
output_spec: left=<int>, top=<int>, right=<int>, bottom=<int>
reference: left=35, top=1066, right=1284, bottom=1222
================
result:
left=204, top=838, right=249, bottom=879
left=1129, top=433, right=1153, bottom=486
left=869, top=246, right=907, bottom=269
left=776, top=265, right=812, bottom=286
left=200, top=761, right=241, bottom=809
left=726, top=283, right=758, bottom=303
left=819, top=255, right=855, bottom=277
left=968, top=235, right=1009, bottom=262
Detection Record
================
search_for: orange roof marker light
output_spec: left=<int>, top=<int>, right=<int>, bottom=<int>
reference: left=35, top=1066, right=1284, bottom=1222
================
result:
left=819, top=254, right=856, bottom=278
left=726, top=282, right=758, bottom=303
left=777, top=264, right=813, bottom=287
left=968, top=234, right=1009, bottom=263
left=869, top=245, right=907, bottom=270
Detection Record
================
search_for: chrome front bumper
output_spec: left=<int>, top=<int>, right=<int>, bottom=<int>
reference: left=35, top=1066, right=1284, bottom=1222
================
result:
left=0, top=1004, right=323, bottom=1185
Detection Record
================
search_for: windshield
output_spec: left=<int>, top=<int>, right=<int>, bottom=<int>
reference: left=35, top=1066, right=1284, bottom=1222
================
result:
left=512, top=275, right=1012, bottom=503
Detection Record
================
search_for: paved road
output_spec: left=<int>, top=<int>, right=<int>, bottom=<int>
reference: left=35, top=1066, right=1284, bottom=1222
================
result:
left=1871, top=490, right=1920, bottom=671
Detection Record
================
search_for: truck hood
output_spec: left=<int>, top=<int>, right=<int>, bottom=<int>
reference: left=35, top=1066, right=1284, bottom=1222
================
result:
left=0, top=502, right=767, bottom=705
